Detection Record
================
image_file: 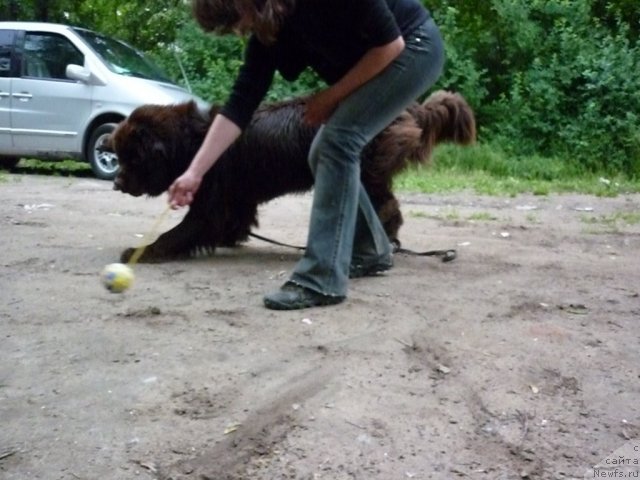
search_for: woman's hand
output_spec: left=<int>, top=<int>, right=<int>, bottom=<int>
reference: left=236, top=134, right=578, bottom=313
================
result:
left=167, top=113, right=243, bottom=209
left=304, top=37, right=405, bottom=127
left=304, top=88, right=340, bottom=126
left=168, top=170, right=202, bottom=209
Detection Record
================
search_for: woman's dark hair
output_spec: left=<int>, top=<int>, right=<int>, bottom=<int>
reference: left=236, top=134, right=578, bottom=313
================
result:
left=192, top=0, right=296, bottom=45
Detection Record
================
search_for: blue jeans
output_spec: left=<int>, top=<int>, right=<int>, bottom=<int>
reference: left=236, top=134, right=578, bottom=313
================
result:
left=289, top=18, right=445, bottom=297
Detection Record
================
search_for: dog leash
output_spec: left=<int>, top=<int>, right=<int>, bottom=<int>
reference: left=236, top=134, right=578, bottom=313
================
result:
left=249, top=232, right=456, bottom=262
left=391, top=239, right=457, bottom=263
left=249, top=232, right=306, bottom=251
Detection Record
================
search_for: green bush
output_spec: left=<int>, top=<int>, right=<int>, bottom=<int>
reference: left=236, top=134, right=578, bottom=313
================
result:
left=431, top=0, right=640, bottom=177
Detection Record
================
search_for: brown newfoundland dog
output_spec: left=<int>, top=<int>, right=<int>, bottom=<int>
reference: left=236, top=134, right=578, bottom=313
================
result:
left=107, top=90, right=475, bottom=263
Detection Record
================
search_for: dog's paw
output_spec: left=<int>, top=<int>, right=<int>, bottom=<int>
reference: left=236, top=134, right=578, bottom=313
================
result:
left=120, top=245, right=188, bottom=263
left=120, top=246, right=159, bottom=263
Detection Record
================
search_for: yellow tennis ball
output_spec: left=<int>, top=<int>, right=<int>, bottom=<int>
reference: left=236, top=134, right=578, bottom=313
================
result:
left=101, top=263, right=134, bottom=293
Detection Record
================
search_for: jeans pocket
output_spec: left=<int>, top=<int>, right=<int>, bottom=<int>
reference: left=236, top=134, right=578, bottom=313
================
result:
left=405, top=19, right=443, bottom=55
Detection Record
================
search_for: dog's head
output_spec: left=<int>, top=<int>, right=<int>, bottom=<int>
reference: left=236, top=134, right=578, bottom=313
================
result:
left=110, top=101, right=211, bottom=197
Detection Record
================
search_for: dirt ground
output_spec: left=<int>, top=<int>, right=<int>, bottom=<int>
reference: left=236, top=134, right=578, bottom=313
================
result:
left=1, top=173, right=639, bottom=480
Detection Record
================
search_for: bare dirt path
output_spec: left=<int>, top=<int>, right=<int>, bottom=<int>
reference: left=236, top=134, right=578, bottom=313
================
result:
left=1, top=174, right=639, bottom=480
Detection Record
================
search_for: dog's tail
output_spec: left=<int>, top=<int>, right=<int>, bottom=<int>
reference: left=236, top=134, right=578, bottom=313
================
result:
left=366, top=90, right=476, bottom=175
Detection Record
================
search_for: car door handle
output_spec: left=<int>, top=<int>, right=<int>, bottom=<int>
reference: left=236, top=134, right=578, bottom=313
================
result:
left=13, top=92, right=33, bottom=101
left=0, top=91, right=10, bottom=98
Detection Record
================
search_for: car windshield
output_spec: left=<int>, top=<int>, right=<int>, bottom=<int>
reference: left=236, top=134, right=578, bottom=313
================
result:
left=73, top=27, right=172, bottom=83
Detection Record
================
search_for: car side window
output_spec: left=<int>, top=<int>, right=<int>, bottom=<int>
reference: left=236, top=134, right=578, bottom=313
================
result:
left=0, top=30, right=15, bottom=78
left=22, top=32, right=84, bottom=80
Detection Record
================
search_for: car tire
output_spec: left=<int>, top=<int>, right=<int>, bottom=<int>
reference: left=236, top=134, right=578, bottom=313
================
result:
left=88, top=123, right=119, bottom=180
left=0, top=156, right=20, bottom=170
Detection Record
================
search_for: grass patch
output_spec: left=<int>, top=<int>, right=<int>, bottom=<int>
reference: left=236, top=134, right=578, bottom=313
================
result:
left=580, top=210, right=640, bottom=234
left=13, top=158, right=92, bottom=177
left=467, top=212, right=498, bottom=222
left=525, top=213, right=540, bottom=224
left=396, top=144, right=640, bottom=196
left=406, top=210, right=428, bottom=218
left=407, top=209, right=499, bottom=223
left=407, top=209, right=459, bottom=221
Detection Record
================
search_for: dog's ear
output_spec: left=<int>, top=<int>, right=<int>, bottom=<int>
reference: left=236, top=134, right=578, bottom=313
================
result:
left=173, top=101, right=197, bottom=116
left=132, top=124, right=165, bottom=165
left=173, top=101, right=211, bottom=126
left=111, top=118, right=153, bottom=166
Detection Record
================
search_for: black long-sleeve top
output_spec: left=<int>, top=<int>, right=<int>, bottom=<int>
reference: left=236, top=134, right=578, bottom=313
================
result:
left=220, top=0, right=431, bottom=129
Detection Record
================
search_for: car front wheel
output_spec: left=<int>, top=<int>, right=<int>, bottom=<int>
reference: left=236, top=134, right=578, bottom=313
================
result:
left=88, top=123, right=118, bottom=180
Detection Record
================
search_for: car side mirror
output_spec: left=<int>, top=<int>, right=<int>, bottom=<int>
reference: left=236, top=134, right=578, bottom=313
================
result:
left=66, top=64, right=106, bottom=85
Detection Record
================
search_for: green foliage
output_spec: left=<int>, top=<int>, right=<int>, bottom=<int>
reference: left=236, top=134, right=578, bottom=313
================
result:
left=430, top=0, right=640, bottom=177
left=592, top=0, right=640, bottom=42
left=429, top=5, right=488, bottom=108
left=152, top=23, right=246, bottom=103
left=0, top=0, right=70, bottom=22
left=70, top=1, right=189, bottom=51
left=1, top=0, right=186, bottom=49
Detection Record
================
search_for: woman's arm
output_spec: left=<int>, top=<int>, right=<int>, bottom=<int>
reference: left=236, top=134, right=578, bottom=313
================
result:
left=168, top=114, right=242, bottom=208
left=304, top=35, right=405, bottom=125
left=168, top=34, right=276, bottom=209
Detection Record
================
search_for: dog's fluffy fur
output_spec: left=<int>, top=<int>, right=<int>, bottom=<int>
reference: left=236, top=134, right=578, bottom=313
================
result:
left=108, top=91, right=475, bottom=263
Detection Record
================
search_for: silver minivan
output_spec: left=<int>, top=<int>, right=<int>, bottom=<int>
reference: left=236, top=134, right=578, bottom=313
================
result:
left=0, top=22, right=208, bottom=179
